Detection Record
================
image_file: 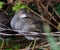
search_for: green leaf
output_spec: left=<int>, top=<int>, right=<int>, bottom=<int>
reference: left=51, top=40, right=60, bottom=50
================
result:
left=55, top=3, right=60, bottom=15
left=0, top=40, right=2, bottom=46
left=13, top=45, right=20, bottom=50
left=43, top=23, right=60, bottom=50
left=12, top=2, right=26, bottom=12
left=0, top=1, right=4, bottom=9
left=20, top=4, right=26, bottom=8
left=38, top=48, right=43, bottom=50
left=5, top=48, right=12, bottom=50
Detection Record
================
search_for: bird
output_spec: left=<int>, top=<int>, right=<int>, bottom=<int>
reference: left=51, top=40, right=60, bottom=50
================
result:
left=10, top=9, right=49, bottom=40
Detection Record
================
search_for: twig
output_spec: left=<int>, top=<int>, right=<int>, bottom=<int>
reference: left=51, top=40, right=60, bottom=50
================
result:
left=32, top=39, right=37, bottom=50
left=26, top=41, right=33, bottom=50
left=42, top=1, right=58, bottom=23
left=20, top=41, right=60, bottom=50
left=36, top=42, right=60, bottom=48
left=0, top=23, right=11, bottom=30
left=38, top=41, right=48, bottom=46
left=27, top=7, right=57, bottom=29
left=52, top=7, right=60, bottom=19
left=0, top=38, right=4, bottom=50
left=0, top=31, right=60, bottom=37
left=40, top=1, right=59, bottom=24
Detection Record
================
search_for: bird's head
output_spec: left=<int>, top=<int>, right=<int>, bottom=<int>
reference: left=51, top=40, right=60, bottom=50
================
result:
left=16, top=9, right=31, bottom=18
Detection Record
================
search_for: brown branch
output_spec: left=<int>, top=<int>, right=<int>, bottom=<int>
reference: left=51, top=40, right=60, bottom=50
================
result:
left=40, top=1, right=59, bottom=24
left=20, top=42, right=60, bottom=50
left=52, top=7, right=60, bottom=19
left=27, top=7, right=57, bottom=30
left=0, top=31, right=60, bottom=37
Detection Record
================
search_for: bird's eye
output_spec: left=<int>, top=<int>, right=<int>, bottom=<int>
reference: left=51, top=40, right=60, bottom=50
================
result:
left=22, top=11, right=25, bottom=14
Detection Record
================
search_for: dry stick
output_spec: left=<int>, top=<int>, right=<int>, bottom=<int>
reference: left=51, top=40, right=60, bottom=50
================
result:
left=26, top=41, right=33, bottom=50
left=48, top=10, right=58, bottom=24
left=46, top=2, right=58, bottom=23
left=1, top=9, right=8, bottom=15
left=52, top=7, right=60, bottom=19
left=34, top=41, right=60, bottom=49
left=39, top=2, right=58, bottom=29
left=36, top=43, right=50, bottom=48
left=0, top=38, right=4, bottom=50
left=27, top=7, right=57, bottom=30
left=26, top=1, right=58, bottom=29
left=20, top=42, right=60, bottom=50
left=1, top=32, right=60, bottom=37
left=36, top=42, right=60, bottom=49
left=1, top=28, right=60, bottom=37
left=38, top=41, right=48, bottom=46
left=40, top=2, right=59, bottom=24
left=32, top=39, right=37, bottom=50
left=35, top=40, right=48, bottom=49
left=0, top=23, right=12, bottom=31
left=1, top=39, right=4, bottom=49
left=20, top=49, right=26, bottom=50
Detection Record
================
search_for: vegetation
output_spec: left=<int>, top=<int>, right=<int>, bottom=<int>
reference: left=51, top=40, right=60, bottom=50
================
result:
left=0, top=0, right=60, bottom=50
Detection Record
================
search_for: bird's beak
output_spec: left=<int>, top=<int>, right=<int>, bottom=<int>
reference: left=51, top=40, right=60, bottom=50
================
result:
left=19, top=14, right=27, bottom=18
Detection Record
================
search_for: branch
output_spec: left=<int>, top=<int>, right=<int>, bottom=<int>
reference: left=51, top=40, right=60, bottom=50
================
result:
left=0, top=30, right=60, bottom=37
left=27, top=6, right=57, bottom=30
